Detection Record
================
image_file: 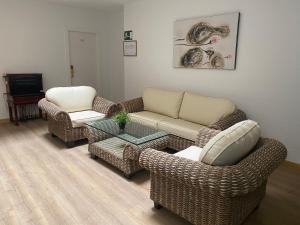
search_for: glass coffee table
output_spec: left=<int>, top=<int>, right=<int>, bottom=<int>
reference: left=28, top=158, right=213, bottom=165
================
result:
left=85, top=119, right=169, bottom=178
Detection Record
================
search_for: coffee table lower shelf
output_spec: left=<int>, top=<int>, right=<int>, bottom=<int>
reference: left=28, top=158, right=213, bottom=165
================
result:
left=88, top=136, right=169, bottom=178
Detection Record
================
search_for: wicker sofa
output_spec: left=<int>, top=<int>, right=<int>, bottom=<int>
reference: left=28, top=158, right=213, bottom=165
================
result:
left=121, top=88, right=246, bottom=151
left=38, top=86, right=119, bottom=147
left=139, top=136, right=287, bottom=225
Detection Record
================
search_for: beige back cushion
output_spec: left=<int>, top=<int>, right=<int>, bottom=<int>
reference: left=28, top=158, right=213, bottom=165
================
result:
left=143, top=88, right=184, bottom=118
left=179, top=92, right=236, bottom=126
left=46, top=86, right=96, bottom=112
left=199, top=120, right=261, bottom=166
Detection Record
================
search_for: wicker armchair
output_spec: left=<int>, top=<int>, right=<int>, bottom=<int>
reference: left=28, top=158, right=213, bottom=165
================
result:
left=139, top=138, right=287, bottom=225
left=39, top=95, right=119, bottom=147
left=120, top=97, right=247, bottom=150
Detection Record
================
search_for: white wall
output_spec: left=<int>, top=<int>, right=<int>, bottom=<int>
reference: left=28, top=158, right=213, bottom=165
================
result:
left=101, top=9, right=125, bottom=102
left=0, top=0, right=124, bottom=118
left=124, top=0, right=300, bottom=163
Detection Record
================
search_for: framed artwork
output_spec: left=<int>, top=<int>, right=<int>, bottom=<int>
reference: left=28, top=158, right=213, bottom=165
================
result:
left=123, top=40, right=137, bottom=56
left=173, top=12, right=240, bottom=70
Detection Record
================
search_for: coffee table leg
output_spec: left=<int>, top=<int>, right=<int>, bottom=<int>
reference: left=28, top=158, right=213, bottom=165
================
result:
left=154, top=202, right=163, bottom=209
left=124, top=173, right=132, bottom=179
left=90, top=153, right=98, bottom=159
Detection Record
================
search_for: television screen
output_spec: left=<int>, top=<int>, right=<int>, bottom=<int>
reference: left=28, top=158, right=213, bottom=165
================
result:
left=6, top=74, right=43, bottom=96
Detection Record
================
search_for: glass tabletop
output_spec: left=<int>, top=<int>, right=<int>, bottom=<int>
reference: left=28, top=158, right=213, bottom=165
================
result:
left=85, top=119, right=168, bottom=145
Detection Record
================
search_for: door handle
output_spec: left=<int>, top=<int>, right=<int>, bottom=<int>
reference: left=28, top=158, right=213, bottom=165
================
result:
left=70, top=65, right=75, bottom=78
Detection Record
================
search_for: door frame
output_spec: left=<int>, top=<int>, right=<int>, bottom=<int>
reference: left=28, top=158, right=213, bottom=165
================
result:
left=64, top=26, right=102, bottom=95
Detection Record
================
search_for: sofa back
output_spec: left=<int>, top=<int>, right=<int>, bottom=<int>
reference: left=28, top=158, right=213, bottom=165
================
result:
left=46, top=86, right=96, bottom=112
left=179, top=92, right=236, bottom=126
left=143, top=88, right=184, bottom=118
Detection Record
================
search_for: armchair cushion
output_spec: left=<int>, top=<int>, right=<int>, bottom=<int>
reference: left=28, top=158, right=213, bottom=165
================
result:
left=69, top=110, right=105, bottom=128
left=143, top=88, right=184, bottom=118
left=46, top=86, right=96, bottom=112
left=199, top=120, right=261, bottom=166
left=179, top=92, right=236, bottom=126
left=174, top=145, right=202, bottom=160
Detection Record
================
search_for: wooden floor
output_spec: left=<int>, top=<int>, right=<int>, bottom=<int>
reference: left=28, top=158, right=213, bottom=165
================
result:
left=0, top=120, right=299, bottom=225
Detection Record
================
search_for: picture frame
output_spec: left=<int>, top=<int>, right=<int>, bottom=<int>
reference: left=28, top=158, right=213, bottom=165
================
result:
left=173, top=12, right=240, bottom=70
left=123, top=40, right=137, bottom=56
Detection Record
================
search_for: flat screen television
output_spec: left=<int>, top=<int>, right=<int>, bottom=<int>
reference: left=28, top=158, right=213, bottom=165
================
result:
left=6, top=73, right=43, bottom=96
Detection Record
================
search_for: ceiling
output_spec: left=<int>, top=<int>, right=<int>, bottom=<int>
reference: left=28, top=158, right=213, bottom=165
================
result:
left=39, top=0, right=135, bottom=11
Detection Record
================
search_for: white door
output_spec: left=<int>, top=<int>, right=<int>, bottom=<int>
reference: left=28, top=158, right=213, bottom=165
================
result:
left=68, top=31, right=97, bottom=88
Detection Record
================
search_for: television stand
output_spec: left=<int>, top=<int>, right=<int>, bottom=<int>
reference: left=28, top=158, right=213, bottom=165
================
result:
left=7, top=94, right=45, bottom=126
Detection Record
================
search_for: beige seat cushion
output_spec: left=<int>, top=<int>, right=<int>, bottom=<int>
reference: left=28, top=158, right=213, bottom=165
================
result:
left=46, top=86, right=96, bottom=112
left=69, top=110, right=105, bottom=128
left=179, top=92, right=236, bottom=126
left=199, top=120, right=261, bottom=166
left=143, top=88, right=184, bottom=118
left=158, top=118, right=205, bottom=141
left=129, top=111, right=171, bottom=128
left=174, top=146, right=203, bottom=161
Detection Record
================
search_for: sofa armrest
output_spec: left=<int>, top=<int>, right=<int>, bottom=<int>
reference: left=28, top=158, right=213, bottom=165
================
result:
left=92, top=96, right=119, bottom=117
left=38, top=98, right=72, bottom=129
left=119, top=97, right=144, bottom=113
left=209, top=109, right=247, bottom=131
left=195, top=127, right=221, bottom=147
left=139, top=138, right=287, bottom=197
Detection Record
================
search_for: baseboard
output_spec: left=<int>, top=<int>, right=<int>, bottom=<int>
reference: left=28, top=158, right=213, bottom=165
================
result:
left=0, top=118, right=9, bottom=124
left=283, top=160, right=300, bottom=170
